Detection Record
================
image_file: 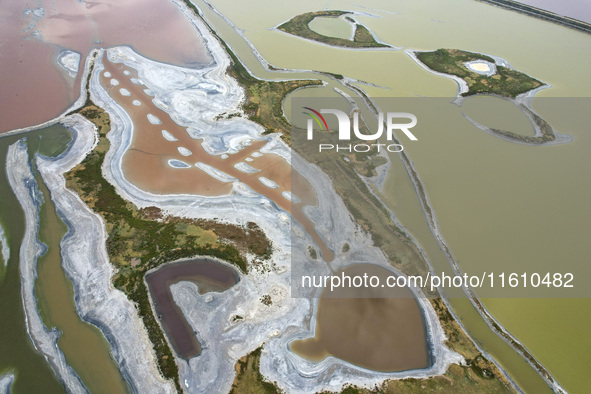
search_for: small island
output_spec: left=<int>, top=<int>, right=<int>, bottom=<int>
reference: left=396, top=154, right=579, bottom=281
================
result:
left=410, top=48, right=566, bottom=144
left=277, top=10, right=391, bottom=49
left=414, top=48, right=543, bottom=98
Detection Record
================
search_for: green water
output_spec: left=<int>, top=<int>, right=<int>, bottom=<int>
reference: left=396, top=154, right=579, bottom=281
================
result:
left=308, top=16, right=353, bottom=40
left=196, top=0, right=591, bottom=391
left=461, top=95, right=536, bottom=137
left=0, top=129, right=68, bottom=393
left=0, top=124, right=128, bottom=393
left=35, top=172, right=128, bottom=394
left=26, top=124, right=75, bottom=158
left=398, top=98, right=591, bottom=392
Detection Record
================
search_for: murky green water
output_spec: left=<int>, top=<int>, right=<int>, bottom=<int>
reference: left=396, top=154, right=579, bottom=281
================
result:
left=398, top=98, right=591, bottom=392
left=35, top=172, right=128, bottom=394
left=198, top=0, right=591, bottom=391
left=26, top=124, right=75, bottom=158
left=0, top=130, right=67, bottom=393
left=461, top=95, right=536, bottom=137
left=0, top=124, right=127, bottom=393
left=308, top=16, right=353, bottom=40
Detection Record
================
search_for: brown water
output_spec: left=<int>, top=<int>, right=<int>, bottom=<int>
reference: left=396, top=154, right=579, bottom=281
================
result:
left=0, top=0, right=210, bottom=133
left=100, top=58, right=335, bottom=262
left=145, top=258, right=238, bottom=359
left=291, top=264, right=429, bottom=372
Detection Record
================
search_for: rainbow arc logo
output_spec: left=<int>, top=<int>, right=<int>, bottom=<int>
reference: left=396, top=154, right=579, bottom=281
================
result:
left=302, top=107, right=328, bottom=131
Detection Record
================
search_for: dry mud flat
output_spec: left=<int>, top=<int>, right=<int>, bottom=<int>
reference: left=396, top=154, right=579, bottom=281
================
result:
left=82, top=4, right=461, bottom=391
left=98, top=49, right=332, bottom=262
left=6, top=2, right=460, bottom=393
left=0, top=222, right=9, bottom=267
left=0, top=372, right=15, bottom=394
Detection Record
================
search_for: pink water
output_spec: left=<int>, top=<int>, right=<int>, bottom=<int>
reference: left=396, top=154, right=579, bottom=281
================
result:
left=516, top=0, right=591, bottom=23
left=0, top=0, right=210, bottom=133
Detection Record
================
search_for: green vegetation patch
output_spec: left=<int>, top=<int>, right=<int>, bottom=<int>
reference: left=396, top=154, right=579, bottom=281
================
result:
left=180, top=0, right=322, bottom=145
left=235, top=323, right=514, bottom=394
left=220, top=30, right=513, bottom=393
left=278, top=10, right=390, bottom=48
left=307, top=245, right=318, bottom=260
left=380, top=361, right=512, bottom=393
left=223, top=47, right=321, bottom=144
left=66, top=105, right=272, bottom=392
left=416, top=49, right=543, bottom=98
left=171, top=7, right=513, bottom=392
left=230, top=347, right=279, bottom=394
